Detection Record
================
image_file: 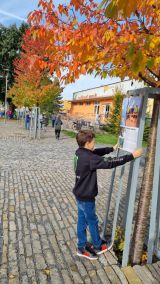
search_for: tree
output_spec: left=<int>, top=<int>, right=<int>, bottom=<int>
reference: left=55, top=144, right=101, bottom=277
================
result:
left=8, top=29, right=63, bottom=112
left=28, top=0, right=160, bottom=264
left=107, top=88, right=123, bottom=135
left=35, top=77, right=63, bottom=114
left=40, top=82, right=63, bottom=114
left=8, top=73, right=63, bottom=110
left=0, top=23, right=28, bottom=101
left=28, top=0, right=159, bottom=87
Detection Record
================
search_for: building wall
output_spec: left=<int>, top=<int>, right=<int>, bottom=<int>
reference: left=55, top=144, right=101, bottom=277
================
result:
left=61, top=100, right=71, bottom=113
left=73, top=80, right=144, bottom=100
left=70, top=98, right=112, bottom=123
left=69, top=80, right=146, bottom=123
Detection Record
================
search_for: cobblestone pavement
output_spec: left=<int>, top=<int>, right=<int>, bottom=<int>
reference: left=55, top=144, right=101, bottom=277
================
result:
left=0, top=121, right=140, bottom=283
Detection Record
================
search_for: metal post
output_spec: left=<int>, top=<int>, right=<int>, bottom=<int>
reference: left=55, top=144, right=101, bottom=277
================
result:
left=37, top=107, right=41, bottom=139
left=155, top=172, right=160, bottom=258
left=4, top=73, right=8, bottom=124
left=122, top=160, right=134, bottom=229
left=29, top=109, right=33, bottom=138
left=147, top=102, right=160, bottom=263
left=111, top=165, right=125, bottom=242
left=102, top=148, right=120, bottom=239
left=122, top=94, right=148, bottom=267
left=34, top=107, right=37, bottom=139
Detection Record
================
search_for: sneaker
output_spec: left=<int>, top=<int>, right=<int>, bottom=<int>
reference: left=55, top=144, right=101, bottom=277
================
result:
left=77, top=247, right=98, bottom=260
left=85, top=242, right=97, bottom=255
left=94, top=240, right=113, bottom=255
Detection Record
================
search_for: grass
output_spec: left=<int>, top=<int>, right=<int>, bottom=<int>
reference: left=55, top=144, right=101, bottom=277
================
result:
left=96, top=133, right=117, bottom=145
left=63, top=130, right=77, bottom=138
left=62, top=129, right=148, bottom=147
left=63, top=129, right=117, bottom=145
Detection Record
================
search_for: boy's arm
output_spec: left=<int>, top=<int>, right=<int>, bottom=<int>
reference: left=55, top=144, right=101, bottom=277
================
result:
left=90, top=154, right=134, bottom=170
left=93, top=147, right=114, bottom=156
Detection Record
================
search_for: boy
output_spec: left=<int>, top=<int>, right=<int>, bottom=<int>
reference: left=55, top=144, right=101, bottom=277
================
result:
left=73, top=130, right=142, bottom=260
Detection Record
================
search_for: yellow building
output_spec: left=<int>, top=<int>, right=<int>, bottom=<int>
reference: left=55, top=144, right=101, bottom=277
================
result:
left=61, top=100, right=72, bottom=114
left=69, top=80, right=145, bottom=123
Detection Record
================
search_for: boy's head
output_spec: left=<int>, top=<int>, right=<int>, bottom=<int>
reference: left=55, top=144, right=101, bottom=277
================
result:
left=76, top=130, right=95, bottom=151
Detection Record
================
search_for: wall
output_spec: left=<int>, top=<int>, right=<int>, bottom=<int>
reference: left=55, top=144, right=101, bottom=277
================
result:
left=73, top=80, right=144, bottom=101
left=70, top=98, right=112, bottom=123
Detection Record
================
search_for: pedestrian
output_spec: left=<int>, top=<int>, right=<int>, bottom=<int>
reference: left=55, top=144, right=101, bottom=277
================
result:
left=96, top=114, right=100, bottom=127
left=73, top=129, right=142, bottom=260
left=51, top=112, right=56, bottom=128
left=55, top=115, right=63, bottom=139
left=25, top=112, right=30, bottom=130
left=39, top=113, right=43, bottom=129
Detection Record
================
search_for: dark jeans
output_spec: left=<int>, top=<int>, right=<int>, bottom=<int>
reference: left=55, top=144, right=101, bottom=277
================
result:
left=52, top=120, right=55, bottom=127
left=25, top=121, right=30, bottom=130
left=55, top=129, right=61, bottom=139
left=76, top=200, right=102, bottom=249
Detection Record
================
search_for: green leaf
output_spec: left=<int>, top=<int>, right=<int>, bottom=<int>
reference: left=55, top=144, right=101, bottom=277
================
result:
left=132, top=50, right=144, bottom=72
left=127, top=44, right=135, bottom=59
left=102, top=71, right=107, bottom=78
left=146, top=58, right=155, bottom=69
left=105, top=2, right=118, bottom=18
left=98, top=0, right=108, bottom=10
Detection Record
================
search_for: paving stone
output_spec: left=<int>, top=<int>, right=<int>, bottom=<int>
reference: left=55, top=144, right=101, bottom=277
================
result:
left=122, top=266, right=142, bottom=284
left=133, top=265, right=158, bottom=284
left=44, top=249, right=56, bottom=266
left=21, top=275, right=29, bottom=284
left=0, top=121, right=157, bottom=284
left=34, top=254, right=46, bottom=270
left=9, top=221, right=16, bottom=231
left=104, top=266, right=121, bottom=284
left=32, top=240, right=42, bottom=255
left=37, top=271, right=48, bottom=284
left=61, top=269, right=74, bottom=284
left=112, top=265, right=128, bottom=284
left=97, top=268, right=111, bottom=283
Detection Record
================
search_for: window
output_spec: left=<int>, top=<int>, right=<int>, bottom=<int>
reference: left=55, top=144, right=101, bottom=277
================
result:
left=79, top=102, right=83, bottom=105
left=105, top=104, right=110, bottom=118
left=86, top=102, right=90, bottom=105
left=94, top=101, right=100, bottom=114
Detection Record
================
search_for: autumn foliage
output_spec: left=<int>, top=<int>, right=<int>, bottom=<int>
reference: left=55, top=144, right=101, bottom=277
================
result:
left=27, top=0, right=160, bottom=87
left=8, top=30, right=62, bottom=107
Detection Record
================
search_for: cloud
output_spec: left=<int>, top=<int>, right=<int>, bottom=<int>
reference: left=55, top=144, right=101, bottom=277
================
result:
left=0, top=9, right=27, bottom=22
left=0, top=0, right=39, bottom=25
left=0, top=0, right=120, bottom=101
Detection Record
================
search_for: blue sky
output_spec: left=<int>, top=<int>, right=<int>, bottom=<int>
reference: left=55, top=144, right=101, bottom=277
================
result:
left=0, top=0, right=120, bottom=100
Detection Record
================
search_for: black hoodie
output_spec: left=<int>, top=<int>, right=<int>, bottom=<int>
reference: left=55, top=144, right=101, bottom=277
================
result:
left=73, top=147, right=134, bottom=201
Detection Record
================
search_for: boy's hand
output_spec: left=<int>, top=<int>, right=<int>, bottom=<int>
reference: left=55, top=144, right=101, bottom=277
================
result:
left=113, top=143, right=119, bottom=151
left=132, top=148, right=143, bottom=158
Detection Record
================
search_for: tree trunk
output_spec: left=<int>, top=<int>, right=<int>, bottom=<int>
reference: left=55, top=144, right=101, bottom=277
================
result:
left=132, top=98, right=160, bottom=264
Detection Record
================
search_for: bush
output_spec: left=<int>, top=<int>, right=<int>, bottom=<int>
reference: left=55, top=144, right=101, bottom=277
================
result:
left=143, top=124, right=150, bottom=142
left=107, top=88, right=123, bottom=135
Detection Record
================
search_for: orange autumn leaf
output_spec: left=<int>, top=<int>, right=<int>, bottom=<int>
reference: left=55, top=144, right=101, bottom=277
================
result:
left=26, top=0, right=160, bottom=88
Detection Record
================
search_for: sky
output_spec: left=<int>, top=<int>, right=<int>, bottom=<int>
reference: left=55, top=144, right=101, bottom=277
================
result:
left=0, top=0, right=120, bottom=100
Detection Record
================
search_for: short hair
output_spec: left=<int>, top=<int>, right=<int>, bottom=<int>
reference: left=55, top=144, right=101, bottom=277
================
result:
left=76, top=130, right=95, bottom=147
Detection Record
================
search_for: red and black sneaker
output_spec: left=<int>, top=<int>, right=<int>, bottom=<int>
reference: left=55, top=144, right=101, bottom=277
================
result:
left=94, top=240, right=113, bottom=255
left=77, top=247, right=98, bottom=260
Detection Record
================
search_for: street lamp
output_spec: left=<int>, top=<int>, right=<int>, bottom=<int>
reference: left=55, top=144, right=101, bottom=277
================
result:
left=0, top=65, right=9, bottom=123
left=4, top=69, right=9, bottom=124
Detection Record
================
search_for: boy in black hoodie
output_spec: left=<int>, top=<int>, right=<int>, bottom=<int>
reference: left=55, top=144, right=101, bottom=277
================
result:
left=73, top=130, right=142, bottom=260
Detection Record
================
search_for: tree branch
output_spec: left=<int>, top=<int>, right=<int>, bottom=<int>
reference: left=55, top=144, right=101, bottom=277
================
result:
left=135, top=10, right=152, bottom=35
left=138, top=72, right=157, bottom=87
left=146, top=67, right=160, bottom=80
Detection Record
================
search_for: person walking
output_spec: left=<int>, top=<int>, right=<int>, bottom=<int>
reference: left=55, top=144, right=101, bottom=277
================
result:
left=25, top=112, right=31, bottom=130
left=55, top=115, right=63, bottom=139
left=73, top=129, right=143, bottom=260
left=51, top=113, right=56, bottom=128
